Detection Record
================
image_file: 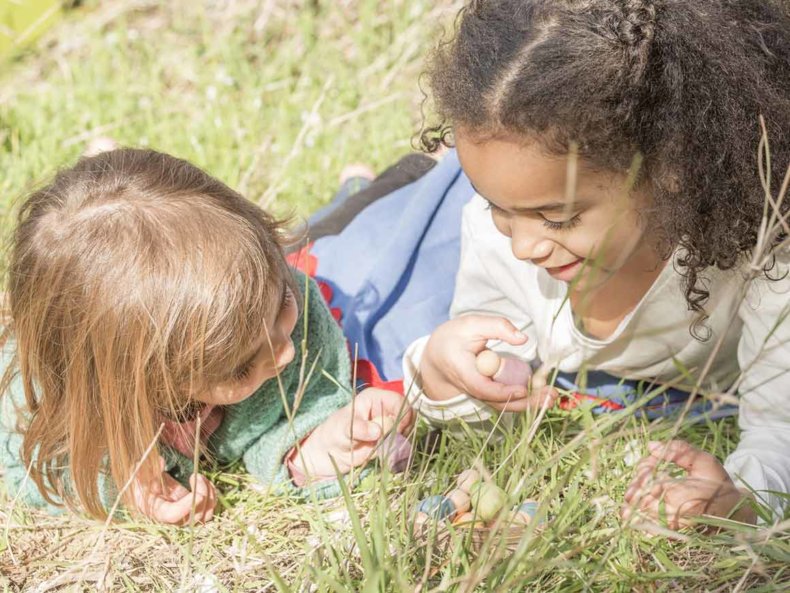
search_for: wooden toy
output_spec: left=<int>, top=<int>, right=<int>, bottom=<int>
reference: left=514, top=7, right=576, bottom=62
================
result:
left=469, top=482, right=508, bottom=522
left=513, top=500, right=543, bottom=526
left=413, top=469, right=549, bottom=553
left=452, top=511, right=486, bottom=528
left=475, top=350, right=532, bottom=386
left=456, top=468, right=480, bottom=493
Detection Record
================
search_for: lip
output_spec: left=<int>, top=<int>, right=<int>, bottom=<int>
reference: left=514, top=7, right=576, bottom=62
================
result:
left=545, top=258, right=584, bottom=281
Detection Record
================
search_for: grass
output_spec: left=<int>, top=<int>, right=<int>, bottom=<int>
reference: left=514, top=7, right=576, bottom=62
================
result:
left=1, top=1, right=789, bottom=591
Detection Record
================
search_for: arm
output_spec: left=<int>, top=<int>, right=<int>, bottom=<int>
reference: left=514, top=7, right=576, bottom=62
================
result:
left=403, top=195, right=542, bottom=429
left=240, top=274, right=354, bottom=498
left=623, top=253, right=790, bottom=527
left=726, top=250, right=790, bottom=520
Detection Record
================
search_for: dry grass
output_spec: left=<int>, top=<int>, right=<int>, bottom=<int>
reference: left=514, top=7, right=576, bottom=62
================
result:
left=1, top=1, right=789, bottom=592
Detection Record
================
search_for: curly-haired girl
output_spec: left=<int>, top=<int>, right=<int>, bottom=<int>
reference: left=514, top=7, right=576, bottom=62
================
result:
left=0, top=148, right=411, bottom=523
left=405, top=0, right=790, bottom=527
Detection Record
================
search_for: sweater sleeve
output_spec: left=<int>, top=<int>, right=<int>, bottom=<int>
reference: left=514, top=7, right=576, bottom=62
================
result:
left=726, top=250, right=790, bottom=520
left=0, top=337, right=65, bottom=514
left=238, top=274, right=353, bottom=498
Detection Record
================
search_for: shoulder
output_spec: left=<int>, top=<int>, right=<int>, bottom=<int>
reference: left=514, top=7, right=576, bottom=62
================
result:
left=740, top=248, right=790, bottom=315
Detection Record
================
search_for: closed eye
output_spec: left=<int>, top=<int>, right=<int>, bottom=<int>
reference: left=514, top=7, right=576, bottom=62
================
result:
left=541, top=214, right=582, bottom=231
left=231, top=361, right=253, bottom=382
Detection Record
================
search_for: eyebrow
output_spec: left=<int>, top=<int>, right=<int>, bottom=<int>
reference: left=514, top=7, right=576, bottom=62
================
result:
left=471, top=184, right=580, bottom=214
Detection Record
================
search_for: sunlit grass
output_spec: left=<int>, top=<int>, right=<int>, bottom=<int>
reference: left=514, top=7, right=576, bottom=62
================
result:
left=1, top=1, right=789, bottom=591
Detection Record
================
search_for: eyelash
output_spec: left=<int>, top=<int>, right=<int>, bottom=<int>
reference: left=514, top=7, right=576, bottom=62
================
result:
left=232, top=363, right=253, bottom=381
left=541, top=214, right=582, bottom=232
left=484, top=199, right=582, bottom=232
left=232, top=286, right=295, bottom=382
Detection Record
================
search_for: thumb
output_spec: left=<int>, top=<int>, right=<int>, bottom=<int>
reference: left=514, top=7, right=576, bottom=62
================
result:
left=647, top=440, right=728, bottom=480
left=348, top=415, right=382, bottom=442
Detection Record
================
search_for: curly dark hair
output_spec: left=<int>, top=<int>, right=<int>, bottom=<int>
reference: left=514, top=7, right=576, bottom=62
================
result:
left=422, top=0, right=790, bottom=327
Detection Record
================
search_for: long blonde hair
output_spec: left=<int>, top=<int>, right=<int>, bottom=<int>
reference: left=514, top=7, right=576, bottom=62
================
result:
left=2, top=148, right=293, bottom=518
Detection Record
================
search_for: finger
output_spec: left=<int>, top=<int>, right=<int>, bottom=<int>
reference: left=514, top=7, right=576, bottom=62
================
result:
left=635, top=455, right=661, bottom=475
left=191, top=475, right=217, bottom=523
left=462, top=372, right=529, bottom=404
left=185, top=474, right=216, bottom=524
left=150, top=475, right=210, bottom=524
left=396, top=406, right=416, bottom=434
left=348, top=415, right=382, bottom=442
left=463, top=315, right=528, bottom=346
left=487, top=386, right=558, bottom=412
left=161, top=473, right=190, bottom=502
left=625, top=459, right=662, bottom=502
left=350, top=392, right=375, bottom=419
left=637, top=492, right=689, bottom=530
left=648, top=440, right=727, bottom=480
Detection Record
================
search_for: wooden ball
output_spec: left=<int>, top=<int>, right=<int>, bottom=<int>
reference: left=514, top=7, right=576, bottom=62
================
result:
left=456, top=469, right=481, bottom=493
left=471, top=483, right=508, bottom=522
left=513, top=500, right=544, bottom=526
left=448, top=489, right=471, bottom=514
left=453, top=512, right=485, bottom=528
left=416, top=495, right=456, bottom=520
left=475, top=350, right=501, bottom=377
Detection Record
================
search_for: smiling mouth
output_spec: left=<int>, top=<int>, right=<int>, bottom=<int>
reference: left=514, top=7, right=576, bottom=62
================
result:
left=542, top=259, right=587, bottom=282
left=546, top=259, right=583, bottom=274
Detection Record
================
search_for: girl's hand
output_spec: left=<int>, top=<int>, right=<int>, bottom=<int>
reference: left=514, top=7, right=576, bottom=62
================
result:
left=621, top=440, right=757, bottom=529
left=292, top=388, right=413, bottom=481
left=130, top=456, right=217, bottom=525
left=420, top=315, right=557, bottom=412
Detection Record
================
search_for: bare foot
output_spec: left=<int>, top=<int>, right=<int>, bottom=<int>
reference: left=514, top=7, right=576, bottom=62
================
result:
left=339, top=163, right=375, bottom=184
left=83, top=136, right=119, bottom=157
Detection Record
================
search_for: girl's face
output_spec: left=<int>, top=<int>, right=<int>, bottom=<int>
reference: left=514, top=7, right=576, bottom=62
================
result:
left=455, top=129, right=658, bottom=294
left=196, top=284, right=299, bottom=406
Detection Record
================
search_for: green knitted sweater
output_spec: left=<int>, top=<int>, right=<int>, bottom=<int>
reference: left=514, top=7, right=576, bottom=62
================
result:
left=0, top=271, right=353, bottom=515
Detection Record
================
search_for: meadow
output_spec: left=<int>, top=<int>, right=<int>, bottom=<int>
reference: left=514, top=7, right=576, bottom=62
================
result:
left=1, top=1, right=788, bottom=591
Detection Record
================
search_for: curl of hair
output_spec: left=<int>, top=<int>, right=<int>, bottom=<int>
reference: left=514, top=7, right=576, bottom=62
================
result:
left=421, top=0, right=790, bottom=334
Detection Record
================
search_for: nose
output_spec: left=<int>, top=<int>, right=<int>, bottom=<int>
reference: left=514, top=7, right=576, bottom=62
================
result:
left=275, top=340, right=295, bottom=368
left=510, top=230, right=555, bottom=262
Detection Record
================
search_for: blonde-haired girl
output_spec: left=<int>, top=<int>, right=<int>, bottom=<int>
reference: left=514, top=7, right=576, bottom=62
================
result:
left=0, top=148, right=411, bottom=523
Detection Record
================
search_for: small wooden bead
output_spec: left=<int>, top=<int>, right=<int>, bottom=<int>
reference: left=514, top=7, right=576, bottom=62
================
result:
left=475, top=350, right=532, bottom=386
left=456, top=469, right=480, bottom=493
left=471, top=483, right=508, bottom=522
left=453, top=512, right=485, bottom=528
left=513, top=500, right=544, bottom=526
left=448, top=489, right=471, bottom=514
left=416, top=495, right=456, bottom=520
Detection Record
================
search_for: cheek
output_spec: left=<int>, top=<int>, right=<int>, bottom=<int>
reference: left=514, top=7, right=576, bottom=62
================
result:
left=490, top=212, right=512, bottom=237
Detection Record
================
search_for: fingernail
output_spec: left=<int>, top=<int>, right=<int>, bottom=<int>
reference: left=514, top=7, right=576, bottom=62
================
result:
left=514, top=330, right=526, bottom=339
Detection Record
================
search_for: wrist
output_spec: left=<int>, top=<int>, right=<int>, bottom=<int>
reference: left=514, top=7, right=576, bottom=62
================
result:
left=285, top=430, right=337, bottom=487
left=419, top=348, right=463, bottom=402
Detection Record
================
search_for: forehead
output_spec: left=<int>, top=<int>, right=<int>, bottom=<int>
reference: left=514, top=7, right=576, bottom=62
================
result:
left=455, top=130, right=623, bottom=208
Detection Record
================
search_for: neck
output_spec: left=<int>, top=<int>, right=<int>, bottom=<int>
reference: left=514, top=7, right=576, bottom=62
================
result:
left=570, top=242, right=667, bottom=331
